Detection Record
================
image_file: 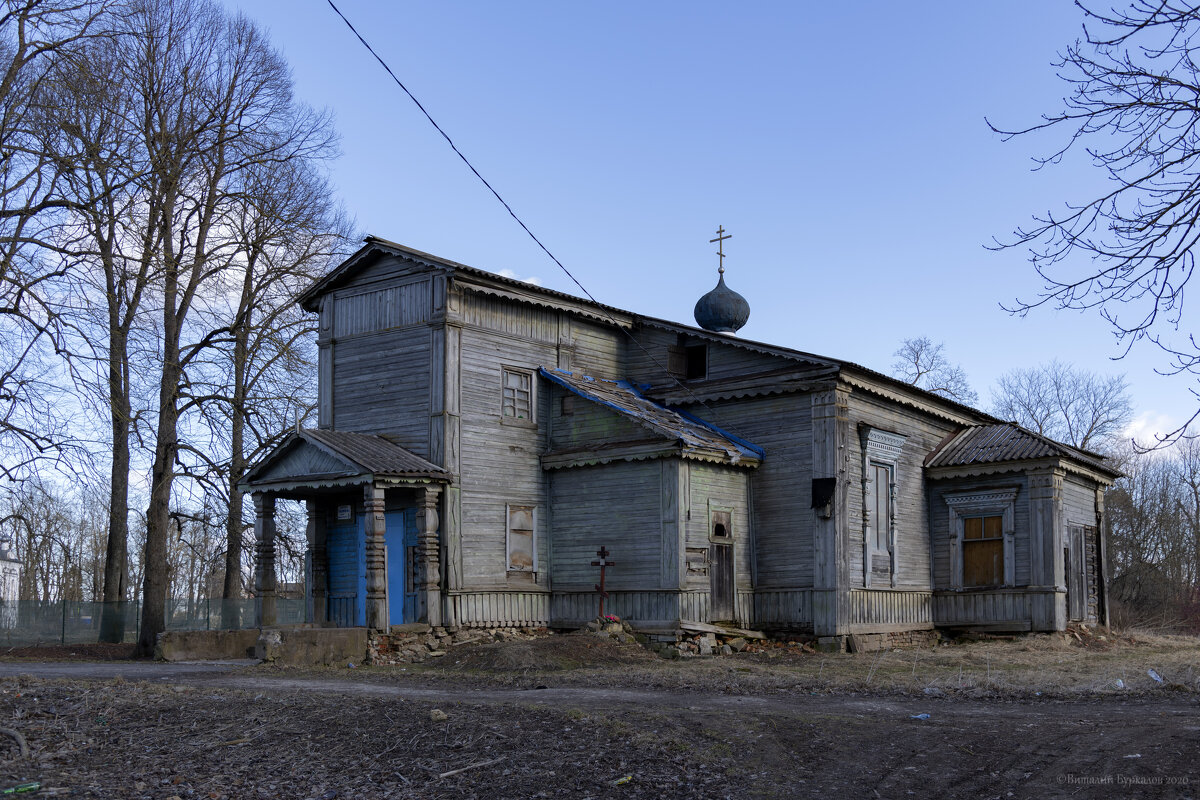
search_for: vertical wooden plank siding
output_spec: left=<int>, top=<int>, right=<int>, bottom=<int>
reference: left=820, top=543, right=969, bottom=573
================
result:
left=844, top=392, right=958, bottom=592
left=547, top=461, right=663, bottom=589
left=549, top=591, right=682, bottom=628
left=682, top=394, right=815, bottom=592
left=752, top=590, right=814, bottom=630
left=933, top=591, right=1034, bottom=625
left=847, top=589, right=933, bottom=627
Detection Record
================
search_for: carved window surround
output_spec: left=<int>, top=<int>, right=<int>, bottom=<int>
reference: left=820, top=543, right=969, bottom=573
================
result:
left=860, top=427, right=906, bottom=588
left=945, top=487, right=1019, bottom=589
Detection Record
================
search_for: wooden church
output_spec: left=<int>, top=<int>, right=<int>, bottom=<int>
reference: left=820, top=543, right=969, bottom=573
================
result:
left=241, top=236, right=1120, bottom=644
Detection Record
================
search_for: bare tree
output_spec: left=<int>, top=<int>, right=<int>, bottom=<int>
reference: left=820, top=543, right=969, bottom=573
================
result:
left=994, top=2, right=1200, bottom=441
left=124, top=0, right=340, bottom=656
left=990, top=361, right=1132, bottom=452
left=0, top=0, right=113, bottom=480
left=890, top=336, right=979, bottom=406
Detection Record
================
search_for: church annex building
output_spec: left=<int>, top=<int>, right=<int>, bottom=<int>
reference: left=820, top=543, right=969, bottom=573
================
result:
left=241, top=237, right=1119, bottom=644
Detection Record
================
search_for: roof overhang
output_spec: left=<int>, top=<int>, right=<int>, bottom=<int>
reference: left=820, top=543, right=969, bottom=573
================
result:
left=240, top=429, right=450, bottom=498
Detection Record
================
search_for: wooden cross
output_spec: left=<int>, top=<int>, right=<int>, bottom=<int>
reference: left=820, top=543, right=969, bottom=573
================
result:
left=591, top=546, right=615, bottom=619
left=709, top=225, right=732, bottom=274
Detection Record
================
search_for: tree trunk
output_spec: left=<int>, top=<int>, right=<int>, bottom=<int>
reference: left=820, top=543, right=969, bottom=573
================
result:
left=137, top=260, right=181, bottom=657
left=99, top=325, right=130, bottom=643
left=223, top=312, right=249, bottom=622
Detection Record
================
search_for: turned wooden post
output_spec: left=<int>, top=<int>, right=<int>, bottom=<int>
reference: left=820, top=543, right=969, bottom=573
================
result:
left=417, top=486, right=443, bottom=626
left=253, top=493, right=278, bottom=627
left=363, top=484, right=388, bottom=631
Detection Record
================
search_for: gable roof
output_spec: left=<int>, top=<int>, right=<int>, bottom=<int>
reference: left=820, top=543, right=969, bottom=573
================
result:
left=925, top=423, right=1120, bottom=479
left=241, top=428, right=448, bottom=494
left=299, top=236, right=998, bottom=425
left=540, top=367, right=763, bottom=467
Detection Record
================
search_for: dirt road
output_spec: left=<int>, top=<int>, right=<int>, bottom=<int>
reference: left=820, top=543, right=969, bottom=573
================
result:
left=0, top=649, right=1195, bottom=799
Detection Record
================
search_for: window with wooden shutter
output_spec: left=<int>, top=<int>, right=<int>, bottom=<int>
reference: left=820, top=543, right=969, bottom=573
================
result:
left=506, top=504, right=536, bottom=572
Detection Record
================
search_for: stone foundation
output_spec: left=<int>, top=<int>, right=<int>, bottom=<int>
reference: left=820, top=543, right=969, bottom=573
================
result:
left=367, top=624, right=550, bottom=665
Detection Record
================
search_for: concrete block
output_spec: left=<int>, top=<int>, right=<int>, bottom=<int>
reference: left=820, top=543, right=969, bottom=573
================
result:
left=156, top=629, right=258, bottom=661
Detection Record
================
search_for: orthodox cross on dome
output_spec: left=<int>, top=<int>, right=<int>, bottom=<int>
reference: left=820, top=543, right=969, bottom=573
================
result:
left=710, top=225, right=732, bottom=275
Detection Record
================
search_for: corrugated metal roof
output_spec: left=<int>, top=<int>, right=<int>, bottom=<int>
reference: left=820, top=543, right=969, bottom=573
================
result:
left=302, top=429, right=448, bottom=477
left=540, top=368, right=764, bottom=465
left=298, top=237, right=992, bottom=424
left=925, top=423, right=1118, bottom=476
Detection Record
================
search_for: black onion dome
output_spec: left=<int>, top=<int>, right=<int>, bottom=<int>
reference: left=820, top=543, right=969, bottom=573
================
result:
left=694, top=274, right=750, bottom=333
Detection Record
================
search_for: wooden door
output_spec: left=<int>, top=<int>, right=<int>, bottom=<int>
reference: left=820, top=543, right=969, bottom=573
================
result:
left=385, top=509, right=419, bottom=625
left=1066, top=525, right=1086, bottom=622
left=710, top=542, right=734, bottom=622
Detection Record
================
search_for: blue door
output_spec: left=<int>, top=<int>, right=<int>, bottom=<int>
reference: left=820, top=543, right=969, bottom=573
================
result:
left=326, top=516, right=365, bottom=627
left=385, top=509, right=418, bottom=624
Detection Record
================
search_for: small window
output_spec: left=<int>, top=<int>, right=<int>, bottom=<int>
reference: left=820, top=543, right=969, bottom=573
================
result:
left=870, top=462, right=892, bottom=553
left=502, top=368, right=533, bottom=421
left=685, top=345, right=707, bottom=380
left=506, top=504, right=536, bottom=572
left=711, top=509, right=732, bottom=541
left=963, top=515, right=1003, bottom=587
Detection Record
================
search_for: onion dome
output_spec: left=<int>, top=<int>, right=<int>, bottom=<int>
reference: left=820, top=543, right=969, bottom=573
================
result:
left=694, top=273, right=750, bottom=333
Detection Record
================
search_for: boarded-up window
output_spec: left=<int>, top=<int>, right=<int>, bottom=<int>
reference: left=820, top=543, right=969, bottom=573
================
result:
left=506, top=504, right=536, bottom=572
left=502, top=369, right=533, bottom=420
left=963, top=515, right=1003, bottom=587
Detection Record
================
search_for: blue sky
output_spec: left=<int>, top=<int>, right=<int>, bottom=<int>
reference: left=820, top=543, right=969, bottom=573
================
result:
left=227, top=1, right=1193, bottom=442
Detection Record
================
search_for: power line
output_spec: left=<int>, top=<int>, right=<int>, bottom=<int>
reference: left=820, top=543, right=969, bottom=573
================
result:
left=325, top=1, right=726, bottom=423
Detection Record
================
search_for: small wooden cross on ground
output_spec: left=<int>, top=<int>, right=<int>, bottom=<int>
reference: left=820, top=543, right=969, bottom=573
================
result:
left=591, top=545, right=616, bottom=619
left=710, top=225, right=732, bottom=275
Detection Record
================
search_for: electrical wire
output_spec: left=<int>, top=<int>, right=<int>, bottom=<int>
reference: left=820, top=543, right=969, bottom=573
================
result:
left=325, top=0, right=725, bottom=420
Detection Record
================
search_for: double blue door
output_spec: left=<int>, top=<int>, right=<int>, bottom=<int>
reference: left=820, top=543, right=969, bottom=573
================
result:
left=325, top=507, right=417, bottom=627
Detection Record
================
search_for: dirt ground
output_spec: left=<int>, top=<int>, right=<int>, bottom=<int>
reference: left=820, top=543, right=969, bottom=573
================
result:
left=0, top=630, right=1195, bottom=799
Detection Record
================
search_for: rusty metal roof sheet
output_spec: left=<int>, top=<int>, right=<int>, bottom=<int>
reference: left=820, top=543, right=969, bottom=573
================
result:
left=925, top=423, right=1117, bottom=476
left=540, top=367, right=763, bottom=465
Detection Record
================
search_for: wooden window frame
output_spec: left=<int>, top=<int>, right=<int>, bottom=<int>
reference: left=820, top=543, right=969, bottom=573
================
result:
left=945, top=488, right=1018, bottom=590
left=501, top=367, right=535, bottom=425
left=708, top=503, right=734, bottom=543
left=505, top=503, right=537, bottom=573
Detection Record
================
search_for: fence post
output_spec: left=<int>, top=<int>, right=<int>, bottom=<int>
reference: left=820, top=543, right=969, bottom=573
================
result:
left=61, top=599, right=66, bottom=645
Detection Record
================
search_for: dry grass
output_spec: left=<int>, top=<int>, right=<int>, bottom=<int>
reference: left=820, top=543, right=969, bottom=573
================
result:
left=371, top=627, right=1200, bottom=700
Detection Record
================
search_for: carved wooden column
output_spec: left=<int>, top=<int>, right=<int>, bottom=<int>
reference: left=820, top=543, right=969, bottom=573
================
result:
left=253, top=493, right=278, bottom=627
left=363, top=484, right=388, bottom=631
left=417, top=486, right=443, bottom=627
left=306, top=501, right=327, bottom=625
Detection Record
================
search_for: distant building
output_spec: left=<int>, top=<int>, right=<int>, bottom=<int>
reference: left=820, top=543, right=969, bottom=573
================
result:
left=0, top=538, right=19, bottom=628
left=242, top=238, right=1119, bottom=645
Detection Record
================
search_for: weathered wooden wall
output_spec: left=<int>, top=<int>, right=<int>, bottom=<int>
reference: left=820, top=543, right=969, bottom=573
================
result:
left=454, top=300, right=555, bottom=594
left=683, top=462, right=752, bottom=622
left=928, top=475, right=1033, bottom=589
left=317, top=258, right=440, bottom=457
left=688, top=393, right=815, bottom=594
left=547, top=460, right=665, bottom=591
left=845, top=391, right=957, bottom=592
left=623, top=326, right=792, bottom=384
left=847, top=589, right=933, bottom=631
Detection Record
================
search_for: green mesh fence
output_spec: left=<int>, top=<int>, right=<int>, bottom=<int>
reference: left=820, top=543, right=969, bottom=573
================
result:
left=0, top=597, right=308, bottom=645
